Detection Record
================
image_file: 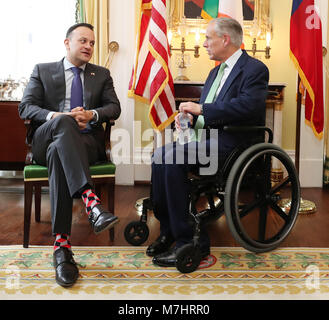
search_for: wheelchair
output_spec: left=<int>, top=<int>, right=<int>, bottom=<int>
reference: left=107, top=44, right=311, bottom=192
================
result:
left=124, top=126, right=301, bottom=273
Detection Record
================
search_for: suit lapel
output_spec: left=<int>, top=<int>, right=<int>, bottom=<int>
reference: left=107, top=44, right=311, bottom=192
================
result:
left=84, top=64, right=94, bottom=109
left=217, top=51, right=248, bottom=101
left=200, top=66, right=219, bottom=103
left=51, top=60, right=66, bottom=112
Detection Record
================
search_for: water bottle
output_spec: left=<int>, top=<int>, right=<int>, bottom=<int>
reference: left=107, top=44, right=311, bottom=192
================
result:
left=178, top=113, right=191, bottom=145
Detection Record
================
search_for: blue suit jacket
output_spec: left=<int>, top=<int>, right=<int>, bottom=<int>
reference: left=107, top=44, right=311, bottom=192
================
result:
left=199, top=50, right=269, bottom=154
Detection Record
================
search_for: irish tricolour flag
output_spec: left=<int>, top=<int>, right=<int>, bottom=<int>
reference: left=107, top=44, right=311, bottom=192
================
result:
left=201, top=0, right=243, bottom=26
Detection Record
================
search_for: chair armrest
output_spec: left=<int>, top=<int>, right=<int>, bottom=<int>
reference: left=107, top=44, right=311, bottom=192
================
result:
left=223, top=126, right=273, bottom=143
left=24, top=119, right=34, bottom=165
left=24, top=119, right=116, bottom=165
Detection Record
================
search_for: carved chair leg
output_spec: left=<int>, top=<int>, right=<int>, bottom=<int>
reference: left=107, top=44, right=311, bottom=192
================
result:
left=108, top=182, right=115, bottom=242
left=34, top=184, right=41, bottom=222
left=24, top=182, right=33, bottom=248
left=95, top=184, right=101, bottom=199
left=109, top=227, right=115, bottom=242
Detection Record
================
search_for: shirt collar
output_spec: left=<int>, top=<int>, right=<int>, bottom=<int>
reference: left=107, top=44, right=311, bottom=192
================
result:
left=223, top=48, right=243, bottom=69
left=63, top=57, right=86, bottom=71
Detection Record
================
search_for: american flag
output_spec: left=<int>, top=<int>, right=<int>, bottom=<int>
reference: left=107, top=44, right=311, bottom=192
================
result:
left=128, top=0, right=176, bottom=131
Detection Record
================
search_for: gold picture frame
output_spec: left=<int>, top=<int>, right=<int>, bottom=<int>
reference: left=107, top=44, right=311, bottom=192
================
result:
left=168, top=0, right=270, bottom=39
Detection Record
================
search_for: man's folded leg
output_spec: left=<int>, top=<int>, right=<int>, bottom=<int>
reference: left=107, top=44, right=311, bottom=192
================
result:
left=32, top=115, right=118, bottom=287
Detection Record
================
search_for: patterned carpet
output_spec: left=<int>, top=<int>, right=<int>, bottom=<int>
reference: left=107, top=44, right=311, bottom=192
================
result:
left=1, top=245, right=329, bottom=300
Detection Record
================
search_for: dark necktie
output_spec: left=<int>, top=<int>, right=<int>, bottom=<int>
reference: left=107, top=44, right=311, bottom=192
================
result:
left=70, top=66, right=90, bottom=133
left=70, top=67, right=83, bottom=110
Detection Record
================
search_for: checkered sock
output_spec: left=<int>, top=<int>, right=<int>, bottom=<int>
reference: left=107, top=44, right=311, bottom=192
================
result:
left=54, top=233, right=71, bottom=251
left=81, top=189, right=101, bottom=215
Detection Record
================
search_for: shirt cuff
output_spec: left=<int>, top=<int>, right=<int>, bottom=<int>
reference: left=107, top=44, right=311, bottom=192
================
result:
left=46, top=111, right=55, bottom=121
left=90, top=110, right=99, bottom=124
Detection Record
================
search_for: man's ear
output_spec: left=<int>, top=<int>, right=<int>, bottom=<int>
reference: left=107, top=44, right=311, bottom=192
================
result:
left=223, top=34, right=230, bottom=47
left=64, top=38, right=70, bottom=50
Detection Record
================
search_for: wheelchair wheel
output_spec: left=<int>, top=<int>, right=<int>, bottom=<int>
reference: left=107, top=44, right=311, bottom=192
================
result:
left=124, top=221, right=149, bottom=246
left=224, top=143, right=300, bottom=253
left=176, top=244, right=202, bottom=273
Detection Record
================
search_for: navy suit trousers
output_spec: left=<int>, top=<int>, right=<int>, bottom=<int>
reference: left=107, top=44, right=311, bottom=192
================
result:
left=151, top=136, right=222, bottom=250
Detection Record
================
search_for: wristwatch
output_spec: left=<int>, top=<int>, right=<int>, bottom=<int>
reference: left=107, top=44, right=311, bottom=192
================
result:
left=200, top=104, right=203, bottom=115
left=91, top=110, right=98, bottom=123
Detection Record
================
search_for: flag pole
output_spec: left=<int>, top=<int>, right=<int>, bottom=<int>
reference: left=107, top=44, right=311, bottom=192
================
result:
left=279, top=74, right=317, bottom=215
left=296, top=75, right=317, bottom=214
left=295, top=75, right=302, bottom=174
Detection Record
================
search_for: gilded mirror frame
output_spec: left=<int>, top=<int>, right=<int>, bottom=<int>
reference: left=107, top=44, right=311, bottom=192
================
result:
left=168, top=0, right=270, bottom=39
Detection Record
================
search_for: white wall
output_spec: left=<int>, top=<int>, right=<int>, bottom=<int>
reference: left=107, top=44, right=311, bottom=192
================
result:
left=109, top=0, right=136, bottom=185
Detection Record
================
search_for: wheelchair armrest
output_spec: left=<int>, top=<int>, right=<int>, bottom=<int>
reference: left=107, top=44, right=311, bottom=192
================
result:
left=223, top=126, right=273, bottom=144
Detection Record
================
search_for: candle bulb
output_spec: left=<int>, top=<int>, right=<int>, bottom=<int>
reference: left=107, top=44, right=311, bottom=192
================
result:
left=195, top=30, right=200, bottom=46
left=266, top=31, right=271, bottom=47
left=168, top=29, right=173, bottom=45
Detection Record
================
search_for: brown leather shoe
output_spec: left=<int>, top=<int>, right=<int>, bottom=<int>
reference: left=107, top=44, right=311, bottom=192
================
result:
left=146, top=234, right=175, bottom=257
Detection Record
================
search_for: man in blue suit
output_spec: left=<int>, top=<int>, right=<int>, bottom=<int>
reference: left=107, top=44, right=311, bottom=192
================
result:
left=148, top=17, right=269, bottom=267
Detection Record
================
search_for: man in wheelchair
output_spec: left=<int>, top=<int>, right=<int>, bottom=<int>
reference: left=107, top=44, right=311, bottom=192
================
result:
left=148, top=17, right=270, bottom=268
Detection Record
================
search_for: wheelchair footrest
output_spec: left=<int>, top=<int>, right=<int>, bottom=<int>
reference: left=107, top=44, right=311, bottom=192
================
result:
left=195, top=208, right=224, bottom=224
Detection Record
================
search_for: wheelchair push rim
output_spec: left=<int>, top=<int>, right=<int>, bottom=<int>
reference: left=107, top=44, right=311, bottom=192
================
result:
left=224, top=143, right=300, bottom=253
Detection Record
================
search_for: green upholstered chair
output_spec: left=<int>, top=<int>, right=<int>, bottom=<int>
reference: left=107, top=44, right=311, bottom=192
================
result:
left=23, top=120, right=116, bottom=248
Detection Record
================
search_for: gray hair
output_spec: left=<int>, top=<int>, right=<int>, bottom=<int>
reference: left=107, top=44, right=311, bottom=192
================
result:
left=211, top=17, right=243, bottom=48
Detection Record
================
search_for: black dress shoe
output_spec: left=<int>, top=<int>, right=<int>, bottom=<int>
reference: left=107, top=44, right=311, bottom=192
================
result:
left=53, top=247, right=79, bottom=287
left=146, top=234, right=175, bottom=257
left=152, top=246, right=210, bottom=267
left=88, top=204, right=119, bottom=234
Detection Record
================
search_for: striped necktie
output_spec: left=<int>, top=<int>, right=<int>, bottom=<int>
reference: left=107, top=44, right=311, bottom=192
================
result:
left=193, top=62, right=227, bottom=142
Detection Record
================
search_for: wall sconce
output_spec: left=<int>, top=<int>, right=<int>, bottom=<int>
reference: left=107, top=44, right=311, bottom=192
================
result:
left=105, top=41, right=119, bottom=68
left=169, top=17, right=201, bottom=81
left=245, top=18, right=272, bottom=59
left=170, top=38, right=200, bottom=80
left=246, top=36, right=271, bottom=59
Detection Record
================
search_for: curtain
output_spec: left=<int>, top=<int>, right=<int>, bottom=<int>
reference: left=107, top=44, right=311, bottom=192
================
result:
left=323, top=45, right=329, bottom=187
left=77, top=0, right=110, bottom=68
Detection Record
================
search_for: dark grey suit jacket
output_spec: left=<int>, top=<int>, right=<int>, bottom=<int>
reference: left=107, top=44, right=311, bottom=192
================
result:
left=18, top=58, right=121, bottom=131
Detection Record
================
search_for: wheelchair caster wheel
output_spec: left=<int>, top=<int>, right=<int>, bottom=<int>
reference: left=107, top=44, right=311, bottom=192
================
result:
left=124, top=221, right=149, bottom=246
left=176, top=244, right=202, bottom=274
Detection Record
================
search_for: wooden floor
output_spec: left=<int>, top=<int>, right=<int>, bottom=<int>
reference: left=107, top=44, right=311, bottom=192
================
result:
left=1, top=177, right=329, bottom=248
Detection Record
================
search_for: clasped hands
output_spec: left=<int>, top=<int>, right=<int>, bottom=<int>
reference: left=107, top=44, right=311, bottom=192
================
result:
left=51, top=107, right=93, bottom=130
left=175, top=101, right=202, bottom=131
